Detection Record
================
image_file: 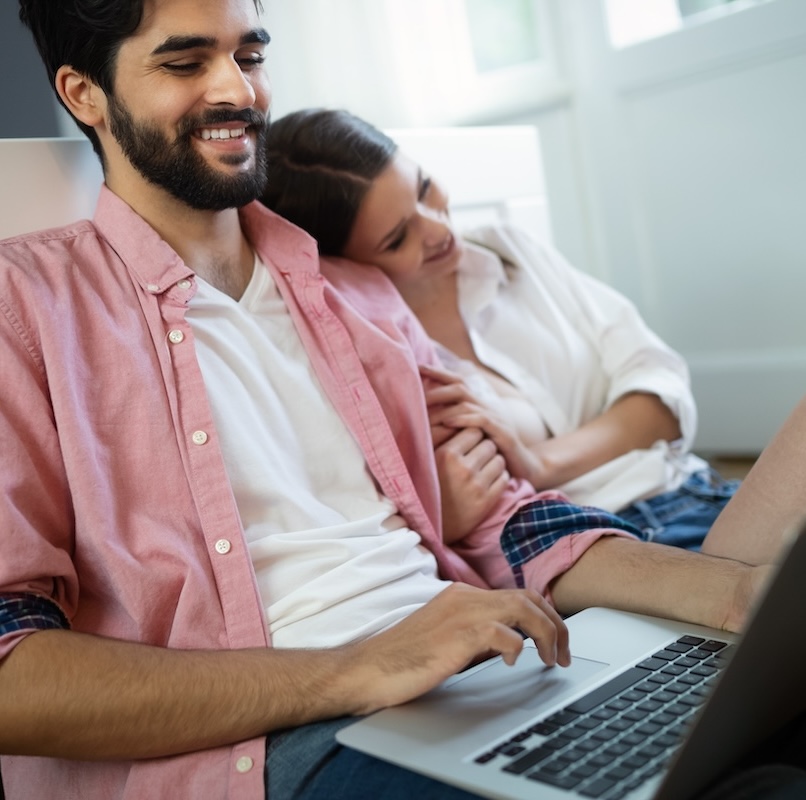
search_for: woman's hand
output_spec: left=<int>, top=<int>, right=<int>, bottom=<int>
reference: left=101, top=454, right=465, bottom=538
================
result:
left=421, top=364, right=551, bottom=489
left=434, top=427, right=510, bottom=543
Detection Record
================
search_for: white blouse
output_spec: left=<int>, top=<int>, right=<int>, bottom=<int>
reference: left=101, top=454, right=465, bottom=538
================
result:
left=455, top=223, right=707, bottom=513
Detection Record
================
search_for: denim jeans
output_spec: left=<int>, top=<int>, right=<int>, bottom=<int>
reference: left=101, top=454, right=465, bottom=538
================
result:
left=617, top=468, right=740, bottom=551
left=265, top=717, right=481, bottom=799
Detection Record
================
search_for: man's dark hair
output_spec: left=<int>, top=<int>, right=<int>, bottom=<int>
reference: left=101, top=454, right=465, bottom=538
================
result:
left=262, top=108, right=398, bottom=256
left=18, top=0, right=264, bottom=162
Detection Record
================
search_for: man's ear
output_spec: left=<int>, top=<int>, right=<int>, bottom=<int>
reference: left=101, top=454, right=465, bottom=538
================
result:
left=54, top=64, right=106, bottom=128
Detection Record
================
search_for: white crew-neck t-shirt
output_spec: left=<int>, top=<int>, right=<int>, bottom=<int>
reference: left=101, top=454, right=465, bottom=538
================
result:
left=186, top=260, right=450, bottom=648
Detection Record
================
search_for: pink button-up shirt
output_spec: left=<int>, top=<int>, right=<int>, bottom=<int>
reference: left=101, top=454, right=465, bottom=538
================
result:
left=2, top=188, right=567, bottom=799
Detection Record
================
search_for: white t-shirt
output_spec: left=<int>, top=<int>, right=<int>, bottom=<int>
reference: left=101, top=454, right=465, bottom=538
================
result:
left=186, top=260, right=449, bottom=648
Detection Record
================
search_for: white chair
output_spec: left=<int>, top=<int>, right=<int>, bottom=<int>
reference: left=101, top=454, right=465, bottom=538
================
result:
left=0, top=126, right=550, bottom=243
left=0, top=137, right=103, bottom=239
left=388, top=125, right=551, bottom=242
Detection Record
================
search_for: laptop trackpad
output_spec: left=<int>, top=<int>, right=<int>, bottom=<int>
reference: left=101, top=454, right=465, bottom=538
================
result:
left=425, top=652, right=608, bottom=716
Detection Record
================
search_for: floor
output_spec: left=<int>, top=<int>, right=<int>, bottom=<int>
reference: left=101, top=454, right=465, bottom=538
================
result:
left=699, top=455, right=758, bottom=480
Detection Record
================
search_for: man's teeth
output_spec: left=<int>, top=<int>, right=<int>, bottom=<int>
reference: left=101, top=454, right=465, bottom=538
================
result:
left=199, top=127, right=246, bottom=140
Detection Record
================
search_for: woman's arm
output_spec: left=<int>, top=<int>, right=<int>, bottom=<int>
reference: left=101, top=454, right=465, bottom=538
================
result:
left=423, top=364, right=681, bottom=491
left=524, top=391, right=681, bottom=489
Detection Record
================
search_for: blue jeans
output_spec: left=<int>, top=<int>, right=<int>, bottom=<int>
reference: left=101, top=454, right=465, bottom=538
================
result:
left=265, top=717, right=481, bottom=799
left=617, top=468, right=740, bottom=551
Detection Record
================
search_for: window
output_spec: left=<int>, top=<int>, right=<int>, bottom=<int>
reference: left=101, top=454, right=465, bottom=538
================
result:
left=604, top=0, right=776, bottom=49
left=382, top=0, right=564, bottom=125
left=464, top=0, right=543, bottom=73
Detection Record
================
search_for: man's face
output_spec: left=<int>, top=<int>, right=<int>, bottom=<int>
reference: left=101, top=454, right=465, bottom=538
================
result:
left=102, top=0, right=271, bottom=209
left=107, top=91, right=268, bottom=210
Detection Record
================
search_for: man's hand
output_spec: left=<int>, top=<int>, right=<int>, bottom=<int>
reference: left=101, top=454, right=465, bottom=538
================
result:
left=345, top=583, right=571, bottom=714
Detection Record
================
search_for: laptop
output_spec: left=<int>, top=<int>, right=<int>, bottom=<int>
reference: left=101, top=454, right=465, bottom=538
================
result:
left=337, top=522, right=806, bottom=799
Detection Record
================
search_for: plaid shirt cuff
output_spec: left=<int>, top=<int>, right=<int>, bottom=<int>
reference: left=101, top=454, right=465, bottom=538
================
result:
left=0, top=592, right=70, bottom=637
left=501, top=499, right=645, bottom=588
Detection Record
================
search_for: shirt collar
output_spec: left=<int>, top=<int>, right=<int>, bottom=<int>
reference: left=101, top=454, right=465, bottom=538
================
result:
left=456, top=238, right=510, bottom=319
left=92, top=185, right=320, bottom=294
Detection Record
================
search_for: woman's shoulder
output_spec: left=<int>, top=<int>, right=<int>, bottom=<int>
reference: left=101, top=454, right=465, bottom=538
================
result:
left=461, top=221, right=564, bottom=282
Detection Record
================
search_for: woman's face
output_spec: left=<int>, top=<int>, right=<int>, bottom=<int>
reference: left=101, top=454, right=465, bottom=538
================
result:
left=341, top=151, right=464, bottom=286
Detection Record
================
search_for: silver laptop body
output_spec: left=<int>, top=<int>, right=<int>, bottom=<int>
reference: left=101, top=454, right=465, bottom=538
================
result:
left=337, top=524, right=806, bottom=800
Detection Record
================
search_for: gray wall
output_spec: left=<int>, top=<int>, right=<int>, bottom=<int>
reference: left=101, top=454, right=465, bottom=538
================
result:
left=1, top=4, right=61, bottom=137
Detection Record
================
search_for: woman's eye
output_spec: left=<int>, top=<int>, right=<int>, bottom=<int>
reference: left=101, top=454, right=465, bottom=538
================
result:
left=418, top=177, right=432, bottom=202
left=387, top=232, right=407, bottom=252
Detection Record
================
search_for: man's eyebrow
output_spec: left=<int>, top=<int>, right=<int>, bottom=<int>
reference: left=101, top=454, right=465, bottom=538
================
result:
left=151, top=28, right=270, bottom=57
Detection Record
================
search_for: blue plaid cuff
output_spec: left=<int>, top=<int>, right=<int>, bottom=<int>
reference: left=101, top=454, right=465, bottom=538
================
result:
left=0, top=592, right=70, bottom=637
left=501, top=499, right=645, bottom=588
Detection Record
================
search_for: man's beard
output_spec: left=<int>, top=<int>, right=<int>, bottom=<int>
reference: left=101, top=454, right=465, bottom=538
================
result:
left=107, top=94, right=268, bottom=211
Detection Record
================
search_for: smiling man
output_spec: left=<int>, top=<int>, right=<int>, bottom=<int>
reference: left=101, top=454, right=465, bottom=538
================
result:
left=0, top=2, right=570, bottom=798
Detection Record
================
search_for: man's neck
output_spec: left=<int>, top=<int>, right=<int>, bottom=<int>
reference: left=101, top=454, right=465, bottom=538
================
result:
left=109, top=174, right=255, bottom=300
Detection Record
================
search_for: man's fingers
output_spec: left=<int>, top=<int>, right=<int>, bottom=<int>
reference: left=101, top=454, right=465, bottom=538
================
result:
left=521, top=591, right=571, bottom=667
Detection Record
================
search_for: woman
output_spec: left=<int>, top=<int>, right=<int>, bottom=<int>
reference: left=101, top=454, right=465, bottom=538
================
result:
left=261, top=108, right=738, bottom=552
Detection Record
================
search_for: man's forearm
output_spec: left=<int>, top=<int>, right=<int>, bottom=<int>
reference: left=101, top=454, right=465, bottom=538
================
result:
left=0, top=629, right=360, bottom=760
left=549, top=535, right=767, bottom=634
left=0, top=584, right=573, bottom=761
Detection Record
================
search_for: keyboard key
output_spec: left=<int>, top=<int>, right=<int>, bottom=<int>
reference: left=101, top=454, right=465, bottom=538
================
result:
left=651, top=649, right=678, bottom=661
left=576, top=717, right=601, bottom=731
left=637, top=700, right=662, bottom=712
left=592, top=707, right=617, bottom=720
left=547, top=710, right=580, bottom=726
left=566, top=668, right=651, bottom=714
left=497, top=744, right=525, bottom=757
left=527, top=771, right=583, bottom=789
left=502, top=746, right=553, bottom=774
left=637, top=657, right=668, bottom=670
left=688, top=649, right=710, bottom=660
left=636, top=722, right=662, bottom=736
left=623, top=754, right=650, bottom=769
left=579, top=777, right=617, bottom=797
left=605, top=765, right=632, bottom=781
left=678, top=635, right=706, bottom=646
left=529, top=721, right=558, bottom=736
left=665, top=642, right=694, bottom=653
left=606, top=698, right=631, bottom=711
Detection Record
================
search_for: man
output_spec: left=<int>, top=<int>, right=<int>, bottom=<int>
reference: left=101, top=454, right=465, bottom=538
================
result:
left=0, top=1, right=777, bottom=798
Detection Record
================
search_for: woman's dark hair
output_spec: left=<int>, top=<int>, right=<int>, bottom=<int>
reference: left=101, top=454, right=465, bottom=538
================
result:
left=262, top=108, right=398, bottom=256
left=18, top=0, right=263, bottom=163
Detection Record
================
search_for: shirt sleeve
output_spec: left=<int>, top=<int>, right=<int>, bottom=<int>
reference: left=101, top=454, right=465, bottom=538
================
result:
left=470, top=224, right=698, bottom=451
left=0, top=279, right=79, bottom=662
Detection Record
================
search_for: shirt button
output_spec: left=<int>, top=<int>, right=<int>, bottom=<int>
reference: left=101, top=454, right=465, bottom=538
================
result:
left=215, top=539, right=232, bottom=555
left=235, top=756, right=253, bottom=773
left=146, top=283, right=160, bottom=293
left=191, top=430, right=208, bottom=445
left=168, top=329, right=184, bottom=344
left=177, top=279, right=192, bottom=290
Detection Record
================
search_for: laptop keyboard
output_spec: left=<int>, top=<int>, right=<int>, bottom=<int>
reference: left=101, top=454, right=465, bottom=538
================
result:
left=473, top=634, right=733, bottom=799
